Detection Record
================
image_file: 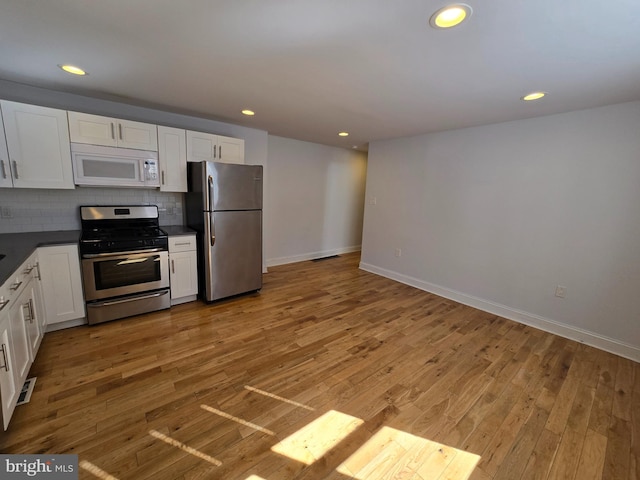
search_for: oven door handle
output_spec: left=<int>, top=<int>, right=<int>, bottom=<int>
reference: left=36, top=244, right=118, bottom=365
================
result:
left=82, top=248, right=165, bottom=258
left=87, top=290, right=169, bottom=307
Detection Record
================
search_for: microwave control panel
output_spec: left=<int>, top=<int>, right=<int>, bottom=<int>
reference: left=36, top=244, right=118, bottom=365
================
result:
left=144, top=159, right=159, bottom=182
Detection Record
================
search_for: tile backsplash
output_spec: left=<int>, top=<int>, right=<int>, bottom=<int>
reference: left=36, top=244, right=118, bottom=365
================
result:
left=0, top=188, right=184, bottom=233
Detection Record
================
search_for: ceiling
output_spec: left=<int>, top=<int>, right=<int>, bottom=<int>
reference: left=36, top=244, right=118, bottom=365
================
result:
left=1, top=1, right=640, bottom=150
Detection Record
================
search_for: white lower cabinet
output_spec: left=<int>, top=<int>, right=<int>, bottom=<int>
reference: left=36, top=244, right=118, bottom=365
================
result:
left=0, top=244, right=85, bottom=430
left=0, top=309, right=17, bottom=430
left=8, top=283, right=35, bottom=384
left=38, top=244, right=86, bottom=328
left=169, top=235, right=198, bottom=305
left=0, top=252, right=42, bottom=430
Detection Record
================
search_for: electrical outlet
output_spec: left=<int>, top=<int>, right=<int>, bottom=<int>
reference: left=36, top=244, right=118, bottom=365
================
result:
left=395, top=248, right=402, bottom=257
left=555, top=285, right=566, bottom=298
left=370, top=196, right=377, bottom=205
left=1, top=206, right=12, bottom=218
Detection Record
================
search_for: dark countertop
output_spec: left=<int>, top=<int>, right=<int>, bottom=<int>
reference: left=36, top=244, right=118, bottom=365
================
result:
left=0, top=230, right=81, bottom=286
left=162, top=225, right=196, bottom=236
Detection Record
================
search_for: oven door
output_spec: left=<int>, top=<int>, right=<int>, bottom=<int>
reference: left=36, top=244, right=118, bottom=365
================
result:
left=82, top=250, right=169, bottom=301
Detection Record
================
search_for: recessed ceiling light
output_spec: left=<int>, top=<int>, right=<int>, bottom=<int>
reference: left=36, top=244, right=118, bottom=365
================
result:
left=242, top=109, right=255, bottom=116
left=58, top=64, right=87, bottom=76
left=430, top=4, right=472, bottom=29
left=521, top=92, right=547, bottom=101
left=338, top=132, right=349, bottom=137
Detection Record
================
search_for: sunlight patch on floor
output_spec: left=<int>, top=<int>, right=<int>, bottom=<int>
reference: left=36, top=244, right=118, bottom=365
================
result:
left=336, top=426, right=480, bottom=480
left=79, top=460, right=120, bottom=480
left=271, top=409, right=364, bottom=465
left=148, top=429, right=222, bottom=466
left=201, top=404, right=275, bottom=435
left=245, top=385, right=315, bottom=411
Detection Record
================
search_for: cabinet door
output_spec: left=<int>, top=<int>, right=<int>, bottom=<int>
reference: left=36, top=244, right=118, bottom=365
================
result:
left=158, top=126, right=187, bottom=192
left=8, top=287, right=32, bottom=393
left=169, top=251, right=198, bottom=300
left=0, top=313, right=17, bottom=430
left=186, top=130, right=217, bottom=162
left=1, top=101, right=74, bottom=189
left=217, top=135, right=245, bottom=164
left=68, top=111, right=117, bottom=147
left=117, top=119, right=158, bottom=151
left=0, top=107, right=12, bottom=188
left=38, top=245, right=86, bottom=325
left=21, top=283, right=42, bottom=362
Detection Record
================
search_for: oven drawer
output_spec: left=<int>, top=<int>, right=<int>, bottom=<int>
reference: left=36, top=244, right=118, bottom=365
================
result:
left=82, top=250, right=169, bottom=301
left=86, top=288, right=170, bottom=325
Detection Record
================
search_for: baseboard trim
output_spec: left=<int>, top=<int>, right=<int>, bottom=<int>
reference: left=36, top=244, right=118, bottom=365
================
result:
left=359, top=262, right=640, bottom=362
left=46, top=317, right=87, bottom=332
left=267, top=246, right=361, bottom=267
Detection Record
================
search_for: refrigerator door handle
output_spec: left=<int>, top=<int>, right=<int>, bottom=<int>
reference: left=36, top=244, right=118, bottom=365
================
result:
left=210, top=212, right=216, bottom=246
left=207, top=174, right=214, bottom=212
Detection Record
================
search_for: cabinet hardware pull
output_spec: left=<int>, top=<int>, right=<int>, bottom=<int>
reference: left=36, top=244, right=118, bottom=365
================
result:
left=23, top=301, right=33, bottom=323
left=119, top=123, right=123, bottom=140
left=0, top=344, right=9, bottom=372
left=0, top=299, right=9, bottom=312
left=174, top=242, right=191, bottom=246
left=111, top=122, right=115, bottom=139
left=29, top=298, right=35, bottom=322
left=171, top=259, right=175, bottom=274
left=23, top=266, right=34, bottom=274
left=12, top=160, right=18, bottom=179
left=87, top=290, right=168, bottom=307
left=0, top=160, right=6, bottom=179
left=9, top=281, right=22, bottom=291
left=161, top=170, right=165, bottom=185
left=34, top=262, right=41, bottom=280
left=82, top=248, right=164, bottom=258
left=219, top=145, right=222, bottom=159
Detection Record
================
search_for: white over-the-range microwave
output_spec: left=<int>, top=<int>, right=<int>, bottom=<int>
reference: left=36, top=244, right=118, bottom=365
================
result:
left=71, top=143, right=160, bottom=188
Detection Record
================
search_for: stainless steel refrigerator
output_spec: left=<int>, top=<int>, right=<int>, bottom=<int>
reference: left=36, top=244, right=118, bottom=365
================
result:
left=185, top=161, right=263, bottom=301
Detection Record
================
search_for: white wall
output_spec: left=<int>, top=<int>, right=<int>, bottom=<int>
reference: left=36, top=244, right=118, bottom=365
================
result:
left=361, top=101, right=640, bottom=361
left=266, top=136, right=367, bottom=266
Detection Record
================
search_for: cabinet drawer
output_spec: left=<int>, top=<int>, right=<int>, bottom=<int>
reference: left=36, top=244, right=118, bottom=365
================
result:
left=2, top=257, right=36, bottom=301
left=169, top=235, right=197, bottom=253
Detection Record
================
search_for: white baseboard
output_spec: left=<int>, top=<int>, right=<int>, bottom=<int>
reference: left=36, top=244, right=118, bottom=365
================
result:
left=359, top=262, right=640, bottom=363
left=46, top=317, right=87, bottom=332
left=267, top=245, right=361, bottom=267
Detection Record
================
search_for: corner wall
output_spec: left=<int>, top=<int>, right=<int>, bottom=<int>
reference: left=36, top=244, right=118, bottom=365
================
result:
left=361, top=101, right=640, bottom=361
left=266, top=136, right=367, bottom=266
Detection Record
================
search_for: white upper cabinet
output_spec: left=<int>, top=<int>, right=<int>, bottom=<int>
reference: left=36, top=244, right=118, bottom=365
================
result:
left=186, top=130, right=244, bottom=164
left=68, top=111, right=158, bottom=151
left=0, top=107, right=11, bottom=188
left=217, top=135, right=245, bottom=164
left=157, top=126, right=187, bottom=192
left=0, top=100, right=74, bottom=189
left=186, top=130, right=217, bottom=162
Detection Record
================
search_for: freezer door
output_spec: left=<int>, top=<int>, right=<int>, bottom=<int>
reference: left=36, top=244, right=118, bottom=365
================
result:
left=203, top=210, right=262, bottom=301
left=207, top=162, right=262, bottom=211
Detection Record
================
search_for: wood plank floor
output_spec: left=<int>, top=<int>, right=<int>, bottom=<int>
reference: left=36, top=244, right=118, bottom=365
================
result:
left=1, top=253, right=638, bottom=480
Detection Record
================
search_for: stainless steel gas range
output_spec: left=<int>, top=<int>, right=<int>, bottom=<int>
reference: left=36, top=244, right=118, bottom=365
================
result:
left=79, top=205, right=170, bottom=325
